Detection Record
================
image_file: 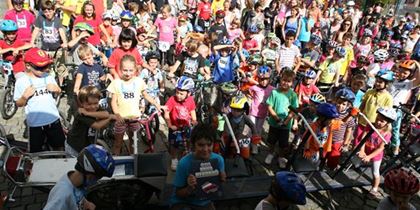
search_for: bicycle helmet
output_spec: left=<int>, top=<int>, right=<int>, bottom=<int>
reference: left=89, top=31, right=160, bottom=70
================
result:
left=230, top=95, right=249, bottom=110
left=267, top=32, right=276, bottom=39
left=375, top=69, right=394, bottom=82
left=270, top=37, right=281, bottom=46
left=335, top=46, right=347, bottom=57
left=346, top=1, right=355, bottom=6
left=310, top=93, right=326, bottom=104
left=399, top=60, right=417, bottom=71
left=271, top=171, right=307, bottom=205
left=327, top=40, right=338, bottom=48
left=356, top=54, right=370, bottom=65
left=316, top=103, right=339, bottom=119
left=248, top=54, right=262, bottom=65
left=12, top=0, right=24, bottom=4
left=220, top=82, right=238, bottom=96
left=386, top=30, right=394, bottom=37
left=373, top=49, right=389, bottom=62
left=363, top=29, right=373, bottom=37
left=102, top=10, right=113, bottom=20
left=194, top=25, right=204, bottom=33
left=248, top=25, right=258, bottom=33
left=310, top=34, right=322, bottom=46
left=216, top=10, right=225, bottom=18
left=112, top=14, right=120, bottom=21
left=335, top=87, right=356, bottom=103
left=258, top=65, right=271, bottom=78
left=304, top=70, right=317, bottom=79
left=176, top=76, right=195, bottom=91
left=120, top=10, right=133, bottom=20
left=384, top=168, right=419, bottom=195
left=377, top=107, right=397, bottom=122
left=74, top=22, right=95, bottom=35
left=75, top=144, right=115, bottom=178
left=389, top=45, right=401, bottom=58
left=145, top=51, right=160, bottom=62
left=219, top=38, right=232, bottom=45
left=0, top=20, right=18, bottom=32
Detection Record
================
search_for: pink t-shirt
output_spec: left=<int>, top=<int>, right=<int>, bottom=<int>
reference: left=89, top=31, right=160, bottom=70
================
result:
left=354, top=43, right=371, bottom=57
left=242, top=39, right=258, bottom=50
left=74, top=16, right=103, bottom=46
left=4, top=9, right=35, bottom=42
left=249, top=85, right=275, bottom=118
left=154, top=16, right=177, bottom=45
left=365, top=130, right=391, bottom=161
left=228, top=28, right=242, bottom=41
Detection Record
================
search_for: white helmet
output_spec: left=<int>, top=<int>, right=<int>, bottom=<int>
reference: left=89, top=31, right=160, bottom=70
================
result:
left=347, top=1, right=355, bottom=6
left=102, top=10, right=113, bottom=20
left=373, top=49, right=389, bottom=62
left=377, top=107, right=397, bottom=122
left=176, top=76, right=195, bottom=91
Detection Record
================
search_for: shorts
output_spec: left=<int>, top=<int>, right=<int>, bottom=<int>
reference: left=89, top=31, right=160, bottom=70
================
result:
left=29, top=119, right=66, bottom=153
left=114, top=121, right=141, bottom=134
left=45, top=50, right=69, bottom=78
left=168, top=128, right=191, bottom=148
left=267, top=125, right=290, bottom=148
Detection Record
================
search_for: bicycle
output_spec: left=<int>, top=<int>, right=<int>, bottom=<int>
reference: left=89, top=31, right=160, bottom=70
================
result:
left=172, top=126, right=192, bottom=158
left=0, top=59, right=18, bottom=120
left=126, top=109, right=162, bottom=154
left=193, top=79, right=215, bottom=124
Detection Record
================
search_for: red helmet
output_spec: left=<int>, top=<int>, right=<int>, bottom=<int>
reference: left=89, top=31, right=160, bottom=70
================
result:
left=384, top=168, right=419, bottom=195
left=24, top=48, right=53, bottom=67
left=216, top=10, right=225, bottom=18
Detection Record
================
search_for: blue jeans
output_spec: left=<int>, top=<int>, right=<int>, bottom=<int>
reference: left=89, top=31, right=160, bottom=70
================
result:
left=391, top=109, right=402, bottom=147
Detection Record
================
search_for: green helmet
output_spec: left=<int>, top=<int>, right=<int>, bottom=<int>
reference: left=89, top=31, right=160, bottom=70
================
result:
left=74, top=22, right=94, bottom=35
left=220, top=82, right=238, bottom=96
left=248, top=54, right=262, bottom=65
left=267, top=32, right=276, bottom=39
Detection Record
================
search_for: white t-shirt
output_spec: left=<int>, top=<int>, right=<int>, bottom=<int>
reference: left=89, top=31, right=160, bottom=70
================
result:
left=44, top=172, right=85, bottom=210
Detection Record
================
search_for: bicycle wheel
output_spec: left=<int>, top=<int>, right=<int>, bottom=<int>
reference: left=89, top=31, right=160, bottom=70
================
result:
left=87, top=180, right=154, bottom=210
left=0, top=88, right=17, bottom=120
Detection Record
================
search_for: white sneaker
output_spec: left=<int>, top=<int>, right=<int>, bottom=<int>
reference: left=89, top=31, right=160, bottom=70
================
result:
left=171, top=159, right=178, bottom=171
left=251, top=144, right=258, bottom=155
left=278, top=157, right=288, bottom=168
left=265, top=153, right=274, bottom=165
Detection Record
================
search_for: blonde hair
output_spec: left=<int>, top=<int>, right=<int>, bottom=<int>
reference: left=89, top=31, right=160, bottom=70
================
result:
left=186, top=39, right=199, bottom=52
left=119, top=54, right=137, bottom=72
left=77, top=44, right=93, bottom=60
left=161, top=4, right=171, bottom=13
left=78, top=86, right=101, bottom=104
left=128, top=2, right=139, bottom=13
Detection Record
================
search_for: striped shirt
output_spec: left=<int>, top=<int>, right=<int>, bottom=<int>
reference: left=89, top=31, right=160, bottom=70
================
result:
left=332, top=112, right=356, bottom=142
left=278, top=44, right=301, bottom=69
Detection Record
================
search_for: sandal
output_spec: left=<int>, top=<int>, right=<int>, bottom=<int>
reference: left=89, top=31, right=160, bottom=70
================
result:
left=368, top=190, right=382, bottom=198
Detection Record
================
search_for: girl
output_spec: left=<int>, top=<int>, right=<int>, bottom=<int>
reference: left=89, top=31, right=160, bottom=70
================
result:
left=358, top=108, right=395, bottom=197
left=227, top=18, right=245, bottom=42
left=108, top=28, right=146, bottom=79
left=154, top=4, right=178, bottom=66
left=354, top=30, right=373, bottom=57
left=107, top=55, right=162, bottom=155
left=72, top=1, right=112, bottom=47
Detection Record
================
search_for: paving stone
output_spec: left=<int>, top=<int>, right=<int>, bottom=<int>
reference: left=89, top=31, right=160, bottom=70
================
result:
left=26, top=203, right=43, bottom=210
left=9, top=206, right=25, bottom=210
left=20, top=189, right=32, bottom=197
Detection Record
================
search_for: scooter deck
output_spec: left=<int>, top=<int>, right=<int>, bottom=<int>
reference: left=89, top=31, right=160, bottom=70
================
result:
left=28, top=158, right=77, bottom=184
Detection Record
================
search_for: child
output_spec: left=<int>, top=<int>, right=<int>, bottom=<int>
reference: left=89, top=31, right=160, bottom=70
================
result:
left=261, top=36, right=281, bottom=70
left=277, top=31, right=301, bottom=73
left=350, top=74, right=367, bottom=108
left=348, top=54, right=370, bottom=79
left=196, top=0, right=212, bottom=30
left=14, top=48, right=65, bottom=153
left=4, top=0, right=35, bottom=43
left=136, top=27, right=158, bottom=60
left=255, top=171, right=306, bottom=209
left=73, top=45, right=107, bottom=96
left=211, top=39, right=240, bottom=84
left=139, top=51, right=164, bottom=113
left=100, top=11, right=115, bottom=47
left=248, top=66, right=275, bottom=154
left=165, top=76, right=197, bottom=171
left=339, top=32, right=354, bottom=83
left=242, top=26, right=260, bottom=52
left=154, top=5, right=178, bottom=66
left=107, top=55, right=161, bottom=155
left=299, top=35, right=322, bottom=73
left=378, top=168, right=419, bottom=210
left=366, top=49, right=390, bottom=88
left=65, top=86, right=116, bottom=156
left=354, top=70, right=394, bottom=146
left=208, top=10, right=229, bottom=45
left=0, top=20, right=32, bottom=79
left=265, top=70, right=299, bottom=168
left=358, top=108, right=395, bottom=197
left=354, top=29, right=372, bottom=57
left=295, top=69, right=320, bottom=106
left=170, top=123, right=226, bottom=210
left=316, top=46, right=346, bottom=92
left=176, top=15, right=193, bottom=44
left=227, top=18, right=245, bottom=42
left=108, top=28, right=145, bottom=79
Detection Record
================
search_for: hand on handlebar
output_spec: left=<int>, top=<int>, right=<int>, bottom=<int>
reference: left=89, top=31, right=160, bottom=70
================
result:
left=115, top=114, right=124, bottom=124
left=82, top=199, right=96, bottom=210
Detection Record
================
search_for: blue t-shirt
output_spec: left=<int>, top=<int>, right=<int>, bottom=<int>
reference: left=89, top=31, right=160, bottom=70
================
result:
left=170, top=153, right=225, bottom=206
left=77, top=63, right=104, bottom=90
left=211, top=53, right=238, bottom=84
left=298, top=17, right=314, bottom=42
left=139, top=68, right=163, bottom=96
left=353, top=90, right=365, bottom=108
left=14, top=74, right=60, bottom=127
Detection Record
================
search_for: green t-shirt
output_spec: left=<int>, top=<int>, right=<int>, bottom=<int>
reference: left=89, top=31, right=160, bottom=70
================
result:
left=266, top=88, right=299, bottom=128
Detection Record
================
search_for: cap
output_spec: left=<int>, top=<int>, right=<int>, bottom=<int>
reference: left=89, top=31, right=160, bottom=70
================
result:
left=24, top=48, right=53, bottom=68
left=216, top=10, right=225, bottom=18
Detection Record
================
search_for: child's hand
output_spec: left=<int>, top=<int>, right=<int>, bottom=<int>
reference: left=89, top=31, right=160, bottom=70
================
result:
left=22, top=86, right=36, bottom=99
left=292, top=123, right=298, bottom=131
left=362, top=155, right=371, bottom=163
left=46, top=84, right=61, bottom=93
left=358, top=151, right=366, bottom=158
left=191, top=120, right=198, bottom=126
left=78, top=108, right=87, bottom=115
left=12, top=49, right=19, bottom=56
left=187, top=174, right=197, bottom=189
left=82, top=199, right=96, bottom=210
left=80, top=31, right=91, bottom=39
left=115, top=114, right=124, bottom=123
left=109, top=114, right=118, bottom=121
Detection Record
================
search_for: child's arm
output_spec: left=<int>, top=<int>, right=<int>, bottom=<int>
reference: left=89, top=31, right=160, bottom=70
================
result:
left=169, top=60, right=181, bottom=76
left=79, top=108, right=110, bottom=120
left=268, top=105, right=281, bottom=122
left=190, top=110, right=197, bottom=125
left=164, top=108, right=177, bottom=130
left=73, top=73, right=83, bottom=95
left=175, top=174, right=197, bottom=198
left=293, top=56, right=301, bottom=73
left=142, top=90, right=162, bottom=111
left=342, top=126, right=354, bottom=148
left=110, top=93, right=124, bottom=123
left=30, top=27, right=41, bottom=46
left=68, top=32, right=90, bottom=48
left=59, top=27, right=68, bottom=49
left=363, top=141, right=385, bottom=162
left=99, top=24, right=112, bottom=46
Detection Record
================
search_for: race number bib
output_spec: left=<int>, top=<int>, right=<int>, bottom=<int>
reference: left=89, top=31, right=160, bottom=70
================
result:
left=16, top=16, right=27, bottom=28
left=238, top=138, right=251, bottom=148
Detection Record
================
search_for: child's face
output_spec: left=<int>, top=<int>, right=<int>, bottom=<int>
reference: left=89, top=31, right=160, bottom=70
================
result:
left=82, top=97, right=100, bottom=112
left=161, top=9, right=170, bottom=19
left=397, top=69, right=411, bottom=81
left=303, top=77, right=314, bottom=85
left=362, top=36, right=371, bottom=44
left=220, top=48, right=229, bottom=57
left=43, top=8, right=55, bottom=20
left=343, top=37, right=351, bottom=45
left=175, top=89, right=189, bottom=102
left=4, top=31, right=17, bottom=42
left=137, top=34, right=146, bottom=42
left=375, top=114, right=389, bottom=129
left=193, top=138, right=213, bottom=160
left=121, top=40, right=133, bottom=50
left=351, top=80, right=364, bottom=92
left=148, top=58, right=158, bottom=70
left=374, top=78, right=386, bottom=90
left=279, top=77, right=293, bottom=90
left=258, top=77, right=270, bottom=87
left=249, top=64, right=257, bottom=70
left=120, top=60, right=137, bottom=80
left=335, top=99, right=350, bottom=113
left=285, top=36, right=294, bottom=47
left=81, top=52, right=94, bottom=66
left=111, top=20, right=118, bottom=25
left=84, top=5, right=94, bottom=17
left=122, top=20, right=131, bottom=28
left=13, top=2, right=23, bottom=11
left=103, top=18, right=111, bottom=26
left=231, top=108, right=244, bottom=118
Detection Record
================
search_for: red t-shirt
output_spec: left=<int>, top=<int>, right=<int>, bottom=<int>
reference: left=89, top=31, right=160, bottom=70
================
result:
left=0, top=39, right=26, bottom=73
left=295, top=83, right=319, bottom=105
left=92, top=0, right=105, bottom=19
left=242, top=39, right=258, bottom=50
left=108, top=47, right=144, bottom=77
left=74, top=16, right=103, bottom=46
left=198, top=2, right=212, bottom=20
left=165, top=95, right=196, bottom=128
left=101, top=24, right=113, bottom=43
left=4, top=9, right=35, bottom=42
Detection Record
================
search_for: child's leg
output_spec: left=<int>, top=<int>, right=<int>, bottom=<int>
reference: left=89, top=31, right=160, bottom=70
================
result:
left=28, top=126, right=46, bottom=153
left=113, top=122, right=127, bottom=156
left=264, top=126, right=279, bottom=164
left=277, top=126, right=290, bottom=167
left=249, top=116, right=263, bottom=154
left=371, top=160, right=382, bottom=192
left=45, top=120, right=66, bottom=151
left=326, top=142, right=343, bottom=169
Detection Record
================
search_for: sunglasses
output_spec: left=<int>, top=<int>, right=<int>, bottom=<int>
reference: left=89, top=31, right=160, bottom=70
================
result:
left=30, top=64, right=50, bottom=71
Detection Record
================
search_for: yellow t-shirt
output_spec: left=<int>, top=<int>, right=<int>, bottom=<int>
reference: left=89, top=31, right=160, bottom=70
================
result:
left=61, top=0, right=78, bottom=27
left=107, top=77, right=146, bottom=118
left=211, top=0, right=225, bottom=15
left=359, top=89, right=393, bottom=126
left=318, top=58, right=343, bottom=84
left=75, top=0, right=87, bottom=16
left=339, top=45, right=354, bottom=76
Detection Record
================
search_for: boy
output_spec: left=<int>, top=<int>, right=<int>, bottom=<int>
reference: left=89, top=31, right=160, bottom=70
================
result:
left=14, top=48, right=65, bottom=153
left=139, top=51, right=165, bottom=113
left=277, top=31, right=301, bottom=73
left=44, top=145, right=115, bottom=210
left=170, top=123, right=226, bottom=210
left=211, top=39, right=240, bottom=84
left=31, top=0, right=69, bottom=87
left=316, top=46, right=346, bottom=92
left=165, top=76, right=197, bottom=171
left=350, top=74, right=367, bottom=108
left=4, top=0, right=35, bottom=43
left=208, top=10, right=228, bottom=46
left=339, top=32, right=354, bottom=82
left=299, top=34, right=321, bottom=73
left=265, top=70, right=299, bottom=168
left=66, top=86, right=116, bottom=156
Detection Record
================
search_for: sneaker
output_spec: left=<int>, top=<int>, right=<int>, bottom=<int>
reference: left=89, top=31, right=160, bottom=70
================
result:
left=171, top=159, right=178, bottom=171
left=278, top=157, right=288, bottom=168
left=265, top=153, right=274, bottom=165
left=251, top=144, right=258, bottom=155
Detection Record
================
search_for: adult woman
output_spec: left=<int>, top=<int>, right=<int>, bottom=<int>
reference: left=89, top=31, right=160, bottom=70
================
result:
left=281, top=6, right=300, bottom=41
left=332, top=18, right=352, bottom=44
left=264, top=0, right=279, bottom=33
left=72, top=1, right=112, bottom=47
left=307, top=0, right=321, bottom=23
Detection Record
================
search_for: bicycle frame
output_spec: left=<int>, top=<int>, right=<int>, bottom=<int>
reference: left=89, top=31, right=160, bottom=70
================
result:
left=128, top=110, right=161, bottom=154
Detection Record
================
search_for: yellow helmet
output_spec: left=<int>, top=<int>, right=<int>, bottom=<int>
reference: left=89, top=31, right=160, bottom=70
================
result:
left=230, top=95, right=249, bottom=110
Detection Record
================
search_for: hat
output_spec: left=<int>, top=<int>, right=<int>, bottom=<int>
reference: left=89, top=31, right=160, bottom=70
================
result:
left=216, top=10, right=225, bottom=18
left=24, top=48, right=53, bottom=68
left=102, top=11, right=113, bottom=19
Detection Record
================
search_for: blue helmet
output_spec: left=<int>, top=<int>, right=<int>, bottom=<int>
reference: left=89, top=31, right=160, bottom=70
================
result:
left=0, top=20, right=18, bottom=32
left=120, top=10, right=133, bottom=20
left=305, top=70, right=317, bottom=79
left=258, top=65, right=271, bottom=78
left=335, top=87, right=356, bottom=103
left=271, top=172, right=307, bottom=205
left=76, top=144, right=115, bottom=177
left=386, top=30, right=394, bottom=37
left=176, top=76, right=195, bottom=91
left=376, top=70, right=394, bottom=82
left=316, top=103, right=339, bottom=119
left=335, top=46, right=347, bottom=57
left=248, top=25, right=258, bottom=33
left=194, top=25, right=204, bottom=33
left=310, top=34, right=322, bottom=45
left=219, top=38, right=232, bottom=45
